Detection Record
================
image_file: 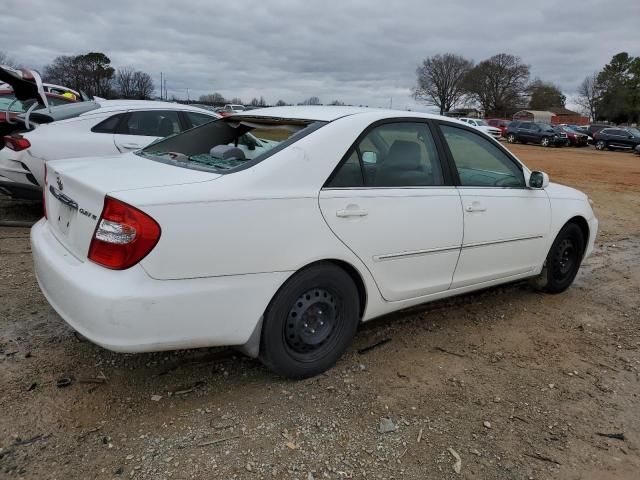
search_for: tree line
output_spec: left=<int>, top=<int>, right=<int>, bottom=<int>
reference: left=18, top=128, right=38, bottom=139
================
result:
left=415, top=51, right=639, bottom=123
left=576, top=52, right=640, bottom=124
left=197, top=93, right=345, bottom=107
left=40, top=52, right=154, bottom=100
left=414, top=52, right=566, bottom=118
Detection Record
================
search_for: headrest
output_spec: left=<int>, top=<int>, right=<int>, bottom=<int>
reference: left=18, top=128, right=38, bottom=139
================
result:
left=386, top=140, right=421, bottom=170
left=210, top=144, right=246, bottom=160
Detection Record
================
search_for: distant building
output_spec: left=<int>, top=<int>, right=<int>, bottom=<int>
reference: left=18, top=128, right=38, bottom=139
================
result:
left=513, top=108, right=589, bottom=125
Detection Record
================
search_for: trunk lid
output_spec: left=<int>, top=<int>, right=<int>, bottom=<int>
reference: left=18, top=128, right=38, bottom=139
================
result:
left=45, top=152, right=220, bottom=261
left=0, top=65, right=49, bottom=108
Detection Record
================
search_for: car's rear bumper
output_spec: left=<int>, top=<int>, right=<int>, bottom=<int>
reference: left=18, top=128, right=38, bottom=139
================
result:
left=31, top=219, right=290, bottom=353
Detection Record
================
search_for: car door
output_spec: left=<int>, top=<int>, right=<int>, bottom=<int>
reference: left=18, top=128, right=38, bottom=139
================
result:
left=516, top=122, right=531, bottom=142
left=113, top=110, right=182, bottom=152
left=437, top=123, right=550, bottom=288
left=319, top=120, right=463, bottom=302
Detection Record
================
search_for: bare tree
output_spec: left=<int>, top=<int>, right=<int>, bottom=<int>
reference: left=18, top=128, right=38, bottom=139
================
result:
left=329, top=100, right=345, bottom=106
left=115, top=67, right=136, bottom=98
left=413, top=53, right=473, bottom=115
left=302, top=96, right=320, bottom=105
left=464, top=53, right=530, bottom=117
left=131, top=71, right=154, bottom=99
left=199, top=92, right=226, bottom=105
left=0, top=51, right=18, bottom=68
left=576, top=73, right=602, bottom=121
left=275, top=99, right=287, bottom=106
left=230, top=97, right=243, bottom=105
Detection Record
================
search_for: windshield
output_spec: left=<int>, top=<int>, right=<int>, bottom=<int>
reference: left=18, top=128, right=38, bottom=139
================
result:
left=626, top=127, right=640, bottom=137
left=139, top=116, right=326, bottom=173
left=474, top=119, right=488, bottom=126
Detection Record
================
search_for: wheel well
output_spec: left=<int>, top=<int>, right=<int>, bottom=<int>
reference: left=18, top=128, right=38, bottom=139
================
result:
left=310, top=259, right=367, bottom=319
left=566, top=216, right=590, bottom=256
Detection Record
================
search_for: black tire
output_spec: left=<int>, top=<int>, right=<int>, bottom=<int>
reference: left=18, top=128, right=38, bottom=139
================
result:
left=541, top=136, right=551, bottom=147
left=595, top=140, right=607, bottom=150
left=534, top=223, right=585, bottom=294
left=259, top=264, right=360, bottom=378
left=507, top=133, right=516, bottom=143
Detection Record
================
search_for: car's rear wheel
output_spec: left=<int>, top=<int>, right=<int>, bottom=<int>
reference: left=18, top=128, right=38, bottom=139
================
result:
left=595, top=140, right=607, bottom=150
left=541, top=136, right=551, bottom=147
left=532, top=223, right=585, bottom=294
left=507, top=133, right=516, bottom=143
left=259, top=264, right=360, bottom=378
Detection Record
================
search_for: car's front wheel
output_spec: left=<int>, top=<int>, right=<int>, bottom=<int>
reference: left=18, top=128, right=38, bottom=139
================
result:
left=259, top=263, right=360, bottom=378
left=507, top=133, right=516, bottom=143
left=541, top=136, right=551, bottom=147
left=532, top=223, right=585, bottom=294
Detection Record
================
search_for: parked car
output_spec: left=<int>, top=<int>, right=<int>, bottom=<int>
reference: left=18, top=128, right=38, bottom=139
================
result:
left=218, top=104, right=247, bottom=116
left=505, top=121, right=568, bottom=147
left=32, top=106, right=598, bottom=378
left=486, top=118, right=511, bottom=137
left=555, top=125, right=588, bottom=147
left=0, top=100, right=220, bottom=198
left=635, top=144, right=640, bottom=155
left=459, top=118, right=502, bottom=139
left=587, top=124, right=610, bottom=139
left=0, top=65, right=84, bottom=197
left=593, top=127, right=640, bottom=151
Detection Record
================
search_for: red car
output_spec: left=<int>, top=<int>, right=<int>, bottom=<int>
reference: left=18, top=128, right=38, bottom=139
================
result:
left=486, top=118, right=511, bottom=137
left=556, top=125, right=589, bottom=147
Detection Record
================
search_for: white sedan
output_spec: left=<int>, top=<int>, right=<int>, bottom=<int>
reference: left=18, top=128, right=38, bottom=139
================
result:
left=460, top=117, right=503, bottom=139
left=0, top=100, right=220, bottom=198
left=31, top=106, right=598, bottom=378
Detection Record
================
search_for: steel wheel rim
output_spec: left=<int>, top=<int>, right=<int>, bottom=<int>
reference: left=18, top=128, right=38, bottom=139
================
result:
left=285, top=288, right=340, bottom=357
left=553, top=238, right=577, bottom=280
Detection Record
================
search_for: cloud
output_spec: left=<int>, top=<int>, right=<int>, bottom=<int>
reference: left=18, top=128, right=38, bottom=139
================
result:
left=1, top=0, right=638, bottom=111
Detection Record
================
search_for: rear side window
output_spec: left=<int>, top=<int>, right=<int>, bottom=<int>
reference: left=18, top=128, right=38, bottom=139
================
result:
left=186, top=111, right=215, bottom=127
left=326, top=122, right=444, bottom=188
left=441, top=124, right=524, bottom=188
left=327, top=151, right=364, bottom=188
left=120, top=110, right=181, bottom=137
left=91, top=113, right=125, bottom=133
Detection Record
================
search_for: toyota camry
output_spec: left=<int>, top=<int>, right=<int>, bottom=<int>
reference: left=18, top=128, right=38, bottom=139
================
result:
left=31, top=106, right=598, bottom=378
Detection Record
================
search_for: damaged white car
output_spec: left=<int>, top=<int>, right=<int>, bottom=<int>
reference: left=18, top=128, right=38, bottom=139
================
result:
left=31, top=106, right=598, bottom=378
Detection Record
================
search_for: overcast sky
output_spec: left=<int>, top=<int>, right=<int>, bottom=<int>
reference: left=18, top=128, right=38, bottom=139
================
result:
left=2, top=0, right=639, bottom=111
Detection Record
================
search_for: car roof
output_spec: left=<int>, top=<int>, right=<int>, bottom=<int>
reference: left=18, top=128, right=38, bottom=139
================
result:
left=229, top=105, right=457, bottom=123
left=92, top=99, right=219, bottom=115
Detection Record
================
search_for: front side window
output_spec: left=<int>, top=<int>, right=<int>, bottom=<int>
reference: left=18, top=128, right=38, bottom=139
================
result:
left=327, top=122, right=444, bottom=188
left=120, top=110, right=181, bottom=137
left=441, top=124, right=524, bottom=188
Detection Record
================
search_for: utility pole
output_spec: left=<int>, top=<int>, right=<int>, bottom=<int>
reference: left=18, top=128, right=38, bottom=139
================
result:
left=159, top=72, right=163, bottom=100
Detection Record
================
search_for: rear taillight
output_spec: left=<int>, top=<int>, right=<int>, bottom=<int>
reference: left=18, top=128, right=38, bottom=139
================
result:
left=43, top=164, right=47, bottom=219
left=3, top=134, right=31, bottom=151
left=88, top=196, right=161, bottom=270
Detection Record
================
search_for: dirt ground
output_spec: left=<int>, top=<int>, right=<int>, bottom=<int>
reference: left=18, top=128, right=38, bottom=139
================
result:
left=1, top=144, right=639, bottom=480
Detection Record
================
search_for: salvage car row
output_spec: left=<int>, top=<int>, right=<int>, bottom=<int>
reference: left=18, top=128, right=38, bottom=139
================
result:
left=1, top=65, right=598, bottom=378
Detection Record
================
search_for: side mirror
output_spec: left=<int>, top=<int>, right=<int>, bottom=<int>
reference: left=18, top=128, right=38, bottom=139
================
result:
left=361, top=151, right=378, bottom=164
left=529, top=170, right=549, bottom=189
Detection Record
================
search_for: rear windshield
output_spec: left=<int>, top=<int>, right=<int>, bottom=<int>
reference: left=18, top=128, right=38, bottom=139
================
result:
left=138, top=116, right=326, bottom=173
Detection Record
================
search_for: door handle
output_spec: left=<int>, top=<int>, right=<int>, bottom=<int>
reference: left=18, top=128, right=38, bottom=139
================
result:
left=465, top=204, right=486, bottom=212
left=336, top=209, right=368, bottom=218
